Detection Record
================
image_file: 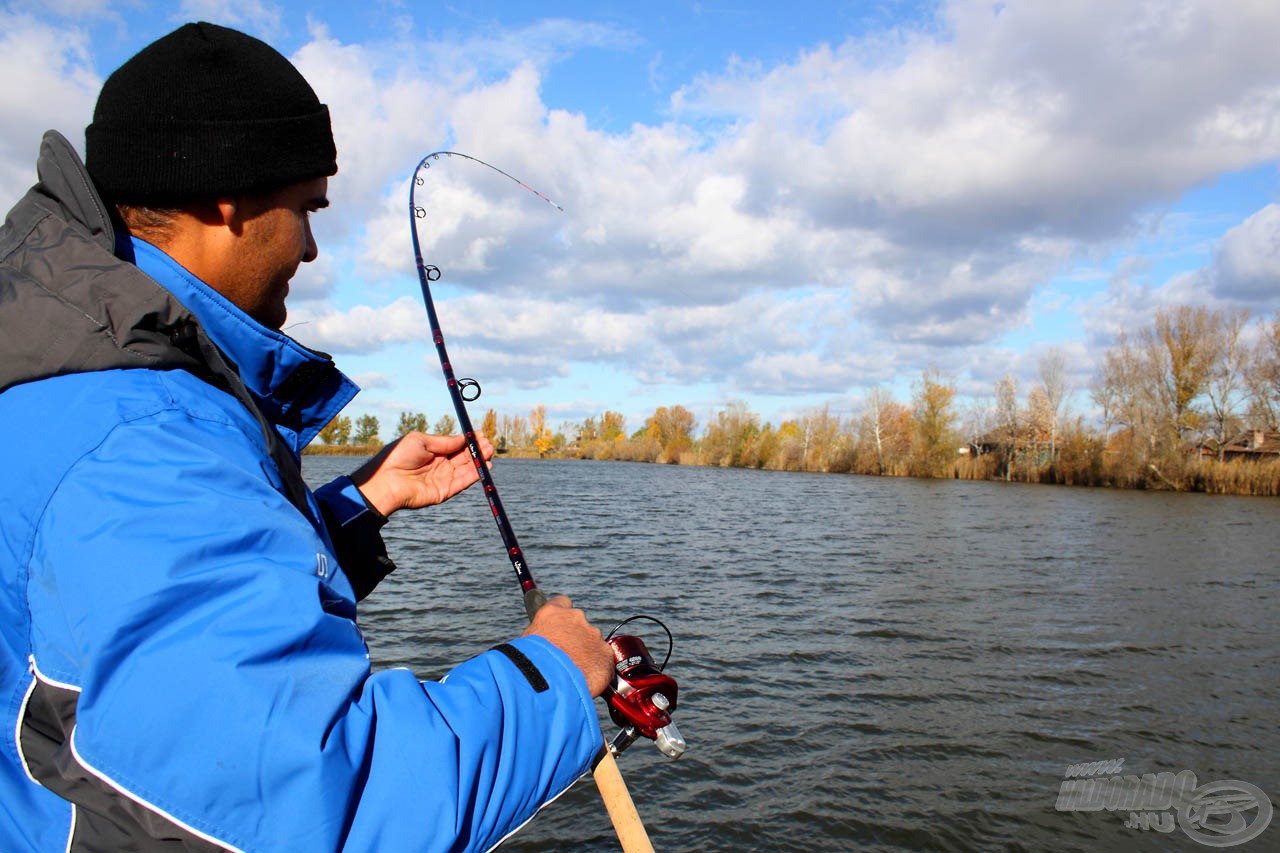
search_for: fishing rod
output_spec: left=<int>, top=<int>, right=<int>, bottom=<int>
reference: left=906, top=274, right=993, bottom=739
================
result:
left=409, top=152, right=686, bottom=849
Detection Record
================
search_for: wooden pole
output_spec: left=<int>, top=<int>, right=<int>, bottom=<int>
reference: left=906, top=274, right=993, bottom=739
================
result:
left=593, top=747, right=655, bottom=853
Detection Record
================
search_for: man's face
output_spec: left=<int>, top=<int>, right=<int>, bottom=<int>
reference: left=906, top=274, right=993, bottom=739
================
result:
left=231, top=176, right=328, bottom=329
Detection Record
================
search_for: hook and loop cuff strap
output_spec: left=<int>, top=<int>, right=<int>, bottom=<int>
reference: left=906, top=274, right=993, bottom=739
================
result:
left=490, top=644, right=549, bottom=693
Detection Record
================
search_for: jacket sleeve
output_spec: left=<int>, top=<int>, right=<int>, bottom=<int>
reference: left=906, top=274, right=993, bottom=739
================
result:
left=26, top=408, right=602, bottom=852
left=312, top=476, right=396, bottom=601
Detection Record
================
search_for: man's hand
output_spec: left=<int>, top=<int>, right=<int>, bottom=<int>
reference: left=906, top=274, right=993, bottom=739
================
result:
left=523, top=596, right=615, bottom=697
left=350, top=431, right=494, bottom=518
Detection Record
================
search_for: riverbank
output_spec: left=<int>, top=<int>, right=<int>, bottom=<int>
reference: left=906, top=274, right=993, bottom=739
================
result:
left=302, top=444, right=381, bottom=456
left=303, top=441, right=1280, bottom=496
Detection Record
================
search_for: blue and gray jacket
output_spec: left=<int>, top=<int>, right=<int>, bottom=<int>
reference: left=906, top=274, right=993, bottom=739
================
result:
left=0, top=131, right=601, bottom=852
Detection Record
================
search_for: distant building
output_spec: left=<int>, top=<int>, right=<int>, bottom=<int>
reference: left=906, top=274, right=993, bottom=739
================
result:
left=965, top=430, right=1052, bottom=459
left=1221, top=429, right=1280, bottom=461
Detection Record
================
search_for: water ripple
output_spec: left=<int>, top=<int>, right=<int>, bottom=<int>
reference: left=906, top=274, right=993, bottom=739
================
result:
left=304, top=456, right=1280, bottom=852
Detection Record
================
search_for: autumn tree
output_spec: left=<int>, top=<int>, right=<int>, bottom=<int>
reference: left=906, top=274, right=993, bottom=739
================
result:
left=529, top=405, right=554, bottom=456
left=599, top=411, right=627, bottom=441
left=798, top=405, right=842, bottom=472
left=911, top=366, right=957, bottom=475
left=481, top=408, right=498, bottom=443
left=1092, top=332, right=1156, bottom=446
left=760, top=421, right=796, bottom=470
left=1141, top=306, right=1215, bottom=446
left=1026, top=386, right=1053, bottom=446
left=395, top=411, right=428, bottom=437
left=702, top=401, right=759, bottom=467
left=645, top=405, right=696, bottom=463
left=318, top=415, right=352, bottom=445
left=433, top=414, right=457, bottom=435
left=353, top=414, right=381, bottom=446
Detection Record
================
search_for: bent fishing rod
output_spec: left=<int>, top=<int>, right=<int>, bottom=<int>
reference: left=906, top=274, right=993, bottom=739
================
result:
left=409, top=152, right=686, bottom=849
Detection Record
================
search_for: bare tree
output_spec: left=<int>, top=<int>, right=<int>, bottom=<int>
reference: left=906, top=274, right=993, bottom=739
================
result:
left=1037, top=348, right=1070, bottom=461
left=1248, top=311, right=1280, bottom=429
left=861, top=387, right=893, bottom=475
left=961, top=397, right=994, bottom=455
left=1204, top=308, right=1251, bottom=459
left=1089, top=355, right=1120, bottom=440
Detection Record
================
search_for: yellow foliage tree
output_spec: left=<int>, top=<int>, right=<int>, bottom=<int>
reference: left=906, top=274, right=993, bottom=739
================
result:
left=530, top=405, right=554, bottom=456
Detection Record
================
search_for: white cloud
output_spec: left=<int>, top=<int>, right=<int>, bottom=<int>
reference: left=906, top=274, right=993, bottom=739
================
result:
left=351, top=372, right=392, bottom=390
left=0, top=13, right=99, bottom=206
left=7, top=1, right=1280, bottom=410
left=1215, top=204, right=1280, bottom=301
left=286, top=253, right=335, bottom=302
left=287, top=296, right=425, bottom=354
left=174, top=1, right=282, bottom=37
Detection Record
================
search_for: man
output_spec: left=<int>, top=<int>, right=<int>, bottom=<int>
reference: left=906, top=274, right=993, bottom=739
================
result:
left=0, top=22, right=614, bottom=852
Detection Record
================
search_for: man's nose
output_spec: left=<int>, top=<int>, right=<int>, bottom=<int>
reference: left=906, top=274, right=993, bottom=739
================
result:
left=302, top=219, right=318, bottom=263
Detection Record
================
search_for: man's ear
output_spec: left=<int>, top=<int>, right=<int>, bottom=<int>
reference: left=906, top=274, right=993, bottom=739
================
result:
left=214, top=197, right=244, bottom=234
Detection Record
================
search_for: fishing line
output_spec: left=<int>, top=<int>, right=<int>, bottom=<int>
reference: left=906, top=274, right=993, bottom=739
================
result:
left=607, top=615, right=673, bottom=672
left=409, top=152, right=685, bottom=765
left=409, top=151, right=550, bottom=618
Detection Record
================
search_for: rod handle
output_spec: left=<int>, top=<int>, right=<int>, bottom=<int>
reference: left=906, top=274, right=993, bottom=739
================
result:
left=523, top=587, right=548, bottom=622
left=593, top=747, right=655, bottom=853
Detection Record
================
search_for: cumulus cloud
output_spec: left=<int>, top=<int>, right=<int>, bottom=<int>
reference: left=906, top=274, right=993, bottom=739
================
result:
left=287, top=287, right=844, bottom=390
left=6, top=1, right=1280, bottom=407
left=1214, top=204, right=1280, bottom=301
left=311, top=2, right=1280, bottom=361
left=1079, top=201, right=1280, bottom=354
left=288, top=296, right=426, bottom=354
left=0, top=12, right=99, bottom=205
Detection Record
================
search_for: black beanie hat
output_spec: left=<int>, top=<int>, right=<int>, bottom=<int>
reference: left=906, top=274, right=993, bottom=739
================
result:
left=85, top=22, right=337, bottom=203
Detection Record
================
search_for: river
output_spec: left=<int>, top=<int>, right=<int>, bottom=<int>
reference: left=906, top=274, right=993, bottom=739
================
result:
left=303, top=456, right=1279, bottom=851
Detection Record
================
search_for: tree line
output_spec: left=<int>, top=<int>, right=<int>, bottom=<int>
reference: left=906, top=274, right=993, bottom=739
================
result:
left=309, top=307, right=1280, bottom=495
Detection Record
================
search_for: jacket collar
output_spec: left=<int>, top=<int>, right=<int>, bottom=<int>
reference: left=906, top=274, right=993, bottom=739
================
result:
left=129, top=237, right=358, bottom=453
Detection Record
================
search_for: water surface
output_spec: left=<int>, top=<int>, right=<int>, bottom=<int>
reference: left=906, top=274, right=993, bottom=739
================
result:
left=304, top=456, right=1278, bottom=851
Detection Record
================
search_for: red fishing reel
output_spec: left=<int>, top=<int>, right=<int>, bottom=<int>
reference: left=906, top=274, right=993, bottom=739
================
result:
left=603, top=617, right=686, bottom=759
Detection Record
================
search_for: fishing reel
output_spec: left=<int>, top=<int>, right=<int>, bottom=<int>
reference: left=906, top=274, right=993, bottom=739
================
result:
left=603, top=616, right=686, bottom=760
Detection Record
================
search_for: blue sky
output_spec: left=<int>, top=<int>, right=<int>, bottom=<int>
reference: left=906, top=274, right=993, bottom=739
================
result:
left=3, top=0, right=1279, bottom=439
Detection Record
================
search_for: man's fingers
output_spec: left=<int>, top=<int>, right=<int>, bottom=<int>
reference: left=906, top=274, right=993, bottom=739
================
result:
left=418, top=432, right=469, bottom=455
left=522, top=596, right=612, bottom=696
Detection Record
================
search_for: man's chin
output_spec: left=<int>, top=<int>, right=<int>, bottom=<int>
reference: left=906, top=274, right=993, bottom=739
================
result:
left=254, top=302, right=288, bottom=330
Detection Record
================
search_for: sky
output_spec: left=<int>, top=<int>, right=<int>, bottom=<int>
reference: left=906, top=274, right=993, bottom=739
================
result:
left=3, top=0, right=1279, bottom=439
